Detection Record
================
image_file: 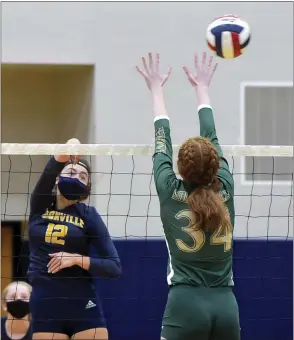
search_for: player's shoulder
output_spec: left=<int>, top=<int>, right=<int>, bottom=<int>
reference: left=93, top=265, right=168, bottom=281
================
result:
left=76, top=202, right=95, bottom=214
left=75, top=203, right=101, bottom=219
left=219, top=179, right=234, bottom=207
left=218, top=174, right=234, bottom=197
left=217, top=163, right=234, bottom=196
left=163, top=179, right=189, bottom=205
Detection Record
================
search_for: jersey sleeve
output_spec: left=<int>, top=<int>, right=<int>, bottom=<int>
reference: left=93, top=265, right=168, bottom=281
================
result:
left=85, top=207, right=121, bottom=278
left=198, top=105, right=234, bottom=195
left=153, top=117, right=178, bottom=203
left=1, top=317, right=6, bottom=337
left=30, top=157, right=65, bottom=218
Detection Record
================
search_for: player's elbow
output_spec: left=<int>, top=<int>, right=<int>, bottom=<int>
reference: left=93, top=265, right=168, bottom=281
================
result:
left=89, top=258, right=122, bottom=278
left=98, top=258, right=122, bottom=278
left=200, top=129, right=217, bottom=141
left=109, top=260, right=122, bottom=278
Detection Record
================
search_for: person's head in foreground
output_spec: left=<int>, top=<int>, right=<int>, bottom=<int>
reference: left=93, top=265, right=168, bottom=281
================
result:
left=55, top=158, right=92, bottom=203
left=178, top=137, right=231, bottom=233
left=2, top=281, right=32, bottom=320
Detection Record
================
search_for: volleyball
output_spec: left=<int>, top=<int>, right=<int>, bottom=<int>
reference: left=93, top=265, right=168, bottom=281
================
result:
left=206, top=15, right=251, bottom=59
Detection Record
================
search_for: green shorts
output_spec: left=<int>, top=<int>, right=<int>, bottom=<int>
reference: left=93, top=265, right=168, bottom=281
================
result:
left=161, top=285, right=240, bottom=340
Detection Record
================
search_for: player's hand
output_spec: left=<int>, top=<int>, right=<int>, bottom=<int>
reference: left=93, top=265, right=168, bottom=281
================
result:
left=54, top=138, right=83, bottom=164
left=183, top=52, right=217, bottom=88
left=136, top=53, right=172, bottom=92
left=47, top=252, right=80, bottom=274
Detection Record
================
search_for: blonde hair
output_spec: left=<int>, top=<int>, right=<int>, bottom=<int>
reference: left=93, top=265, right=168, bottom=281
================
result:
left=177, top=137, right=231, bottom=233
left=2, top=281, right=32, bottom=302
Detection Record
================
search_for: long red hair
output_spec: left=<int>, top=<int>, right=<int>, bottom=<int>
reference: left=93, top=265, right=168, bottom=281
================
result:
left=177, top=137, right=231, bottom=233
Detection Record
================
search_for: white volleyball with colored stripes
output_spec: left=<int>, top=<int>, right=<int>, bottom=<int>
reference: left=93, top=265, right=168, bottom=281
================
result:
left=206, top=15, right=251, bottom=59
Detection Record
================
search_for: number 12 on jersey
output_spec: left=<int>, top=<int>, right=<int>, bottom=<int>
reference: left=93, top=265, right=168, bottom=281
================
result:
left=175, top=210, right=232, bottom=253
left=45, top=223, right=68, bottom=245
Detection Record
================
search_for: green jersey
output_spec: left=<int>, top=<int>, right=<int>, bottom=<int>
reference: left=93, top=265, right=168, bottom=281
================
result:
left=153, top=107, right=235, bottom=287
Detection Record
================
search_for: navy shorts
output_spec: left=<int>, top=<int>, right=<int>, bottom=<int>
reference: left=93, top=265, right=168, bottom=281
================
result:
left=30, top=279, right=106, bottom=337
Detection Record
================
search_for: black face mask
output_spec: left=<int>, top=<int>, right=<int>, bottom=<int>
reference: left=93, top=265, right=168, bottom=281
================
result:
left=6, top=300, right=30, bottom=319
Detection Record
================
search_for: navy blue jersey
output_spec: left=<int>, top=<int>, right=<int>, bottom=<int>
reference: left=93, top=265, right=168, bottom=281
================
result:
left=1, top=317, right=32, bottom=340
left=28, top=157, right=121, bottom=284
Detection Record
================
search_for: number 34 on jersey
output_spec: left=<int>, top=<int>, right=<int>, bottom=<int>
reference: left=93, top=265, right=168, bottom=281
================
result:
left=175, top=210, right=232, bottom=253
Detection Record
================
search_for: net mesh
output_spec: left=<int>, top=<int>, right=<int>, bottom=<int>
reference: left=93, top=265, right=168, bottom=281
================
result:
left=1, top=144, right=293, bottom=239
left=1, top=144, right=293, bottom=336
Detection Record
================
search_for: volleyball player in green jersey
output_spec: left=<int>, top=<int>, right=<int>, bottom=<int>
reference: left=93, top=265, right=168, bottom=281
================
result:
left=137, top=52, right=240, bottom=340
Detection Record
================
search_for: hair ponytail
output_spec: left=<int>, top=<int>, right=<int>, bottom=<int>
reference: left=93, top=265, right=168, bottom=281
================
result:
left=187, top=178, right=230, bottom=233
left=178, top=137, right=232, bottom=233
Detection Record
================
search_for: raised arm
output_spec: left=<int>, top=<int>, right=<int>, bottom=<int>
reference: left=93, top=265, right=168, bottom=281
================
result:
left=30, top=157, right=65, bottom=218
left=136, top=53, right=177, bottom=202
left=30, top=138, right=82, bottom=217
left=183, top=52, right=234, bottom=193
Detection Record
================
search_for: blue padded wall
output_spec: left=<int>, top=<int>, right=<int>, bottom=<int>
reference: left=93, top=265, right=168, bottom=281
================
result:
left=95, top=239, right=293, bottom=340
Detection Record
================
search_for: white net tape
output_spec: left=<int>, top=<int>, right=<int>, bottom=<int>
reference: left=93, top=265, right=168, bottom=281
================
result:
left=1, top=144, right=293, bottom=157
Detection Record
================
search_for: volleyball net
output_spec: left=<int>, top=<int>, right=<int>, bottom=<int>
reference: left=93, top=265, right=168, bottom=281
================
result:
left=1, top=143, right=293, bottom=339
left=2, top=143, right=293, bottom=240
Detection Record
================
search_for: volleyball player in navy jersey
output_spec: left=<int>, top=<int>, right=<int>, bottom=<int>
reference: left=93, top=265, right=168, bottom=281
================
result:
left=28, top=139, right=121, bottom=340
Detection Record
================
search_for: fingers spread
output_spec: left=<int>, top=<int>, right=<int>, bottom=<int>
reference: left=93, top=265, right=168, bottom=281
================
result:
left=183, top=66, right=191, bottom=78
left=142, top=57, right=149, bottom=75
left=208, top=62, right=218, bottom=86
left=202, top=52, right=207, bottom=67
left=194, top=52, right=199, bottom=71
left=136, top=66, right=147, bottom=78
left=155, top=53, right=160, bottom=73
left=208, top=55, right=213, bottom=68
left=212, top=62, right=218, bottom=74
left=137, top=53, right=172, bottom=89
left=162, top=66, right=172, bottom=86
left=148, top=52, right=154, bottom=71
